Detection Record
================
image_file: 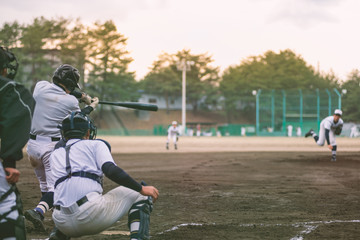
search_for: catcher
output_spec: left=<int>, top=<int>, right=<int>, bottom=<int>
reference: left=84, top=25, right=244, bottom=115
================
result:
left=48, top=112, right=158, bottom=240
left=305, top=109, right=344, bottom=161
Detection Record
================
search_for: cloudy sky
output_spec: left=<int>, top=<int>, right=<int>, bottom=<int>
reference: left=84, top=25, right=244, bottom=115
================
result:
left=1, top=0, right=359, bottom=81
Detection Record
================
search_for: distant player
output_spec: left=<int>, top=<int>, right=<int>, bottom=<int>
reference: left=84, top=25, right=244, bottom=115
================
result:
left=25, top=64, right=99, bottom=231
left=166, top=121, right=180, bottom=150
left=305, top=109, right=344, bottom=161
left=48, top=112, right=158, bottom=240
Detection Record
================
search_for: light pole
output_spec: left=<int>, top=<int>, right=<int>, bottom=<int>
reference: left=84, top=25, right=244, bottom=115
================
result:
left=177, top=59, right=194, bottom=135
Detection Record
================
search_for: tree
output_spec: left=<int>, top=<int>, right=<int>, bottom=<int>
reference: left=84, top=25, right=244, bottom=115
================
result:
left=141, top=49, right=220, bottom=113
left=341, top=69, right=360, bottom=122
left=220, top=49, right=337, bottom=122
left=59, top=19, right=89, bottom=89
left=20, top=17, right=68, bottom=90
left=86, top=20, right=137, bottom=109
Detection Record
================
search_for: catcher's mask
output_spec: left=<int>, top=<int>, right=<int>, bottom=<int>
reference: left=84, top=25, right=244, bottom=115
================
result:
left=52, top=64, right=81, bottom=92
left=59, top=111, right=97, bottom=140
left=0, top=46, right=19, bottom=79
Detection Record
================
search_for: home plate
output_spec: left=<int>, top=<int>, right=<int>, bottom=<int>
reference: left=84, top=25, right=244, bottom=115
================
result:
left=101, top=230, right=130, bottom=235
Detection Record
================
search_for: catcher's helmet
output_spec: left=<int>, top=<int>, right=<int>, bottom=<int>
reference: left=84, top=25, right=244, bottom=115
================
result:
left=52, top=64, right=81, bottom=92
left=0, top=46, right=19, bottom=79
left=60, top=111, right=96, bottom=140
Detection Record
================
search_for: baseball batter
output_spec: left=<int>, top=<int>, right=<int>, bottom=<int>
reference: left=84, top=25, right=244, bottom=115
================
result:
left=25, top=64, right=99, bottom=231
left=0, top=46, right=35, bottom=240
left=166, top=121, right=180, bottom=150
left=48, top=112, right=159, bottom=240
left=305, top=109, right=344, bottom=161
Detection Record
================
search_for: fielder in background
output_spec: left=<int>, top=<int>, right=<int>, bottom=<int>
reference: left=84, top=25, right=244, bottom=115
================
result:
left=48, top=112, right=159, bottom=240
left=25, top=64, right=99, bottom=232
left=305, top=109, right=344, bottom=161
left=0, top=46, right=35, bottom=240
left=166, top=121, right=180, bottom=150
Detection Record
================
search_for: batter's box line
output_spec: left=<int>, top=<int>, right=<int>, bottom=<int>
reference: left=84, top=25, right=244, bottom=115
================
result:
left=156, top=220, right=360, bottom=239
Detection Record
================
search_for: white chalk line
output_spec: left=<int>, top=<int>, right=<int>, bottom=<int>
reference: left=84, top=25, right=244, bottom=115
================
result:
left=156, top=220, right=360, bottom=240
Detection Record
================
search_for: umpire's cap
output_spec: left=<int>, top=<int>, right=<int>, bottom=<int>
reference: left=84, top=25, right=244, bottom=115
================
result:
left=52, top=64, right=81, bottom=92
left=0, top=46, right=19, bottom=79
left=60, top=111, right=96, bottom=140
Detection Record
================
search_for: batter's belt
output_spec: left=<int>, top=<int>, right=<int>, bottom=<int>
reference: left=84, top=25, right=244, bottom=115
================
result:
left=30, top=134, right=60, bottom=142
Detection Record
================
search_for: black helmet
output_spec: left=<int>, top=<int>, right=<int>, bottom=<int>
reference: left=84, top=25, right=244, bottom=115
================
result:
left=0, top=46, right=19, bottom=79
left=52, top=64, right=81, bottom=92
left=60, top=111, right=96, bottom=140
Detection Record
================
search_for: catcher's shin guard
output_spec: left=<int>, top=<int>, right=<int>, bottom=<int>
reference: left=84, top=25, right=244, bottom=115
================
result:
left=128, top=199, right=153, bottom=240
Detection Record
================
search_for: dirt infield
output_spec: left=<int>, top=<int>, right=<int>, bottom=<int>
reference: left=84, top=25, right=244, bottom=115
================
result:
left=18, top=137, right=360, bottom=239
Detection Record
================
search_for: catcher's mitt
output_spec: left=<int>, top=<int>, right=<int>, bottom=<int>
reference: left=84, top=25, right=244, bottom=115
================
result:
left=335, top=125, right=343, bottom=135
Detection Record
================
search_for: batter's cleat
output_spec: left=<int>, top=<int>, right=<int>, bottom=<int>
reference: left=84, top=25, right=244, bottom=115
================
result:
left=305, top=129, right=314, bottom=138
left=331, top=155, right=336, bottom=162
left=24, top=209, right=46, bottom=232
left=49, top=227, right=70, bottom=240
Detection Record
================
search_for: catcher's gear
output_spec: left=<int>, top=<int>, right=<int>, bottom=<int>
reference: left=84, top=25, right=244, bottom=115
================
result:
left=335, top=125, right=342, bottom=135
left=52, top=64, right=81, bottom=92
left=0, top=46, right=19, bottom=79
left=59, top=111, right=97, bottom=140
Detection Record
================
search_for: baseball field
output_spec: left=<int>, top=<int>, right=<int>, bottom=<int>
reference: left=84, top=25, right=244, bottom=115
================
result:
left=20, top=136, right=360, bottom=240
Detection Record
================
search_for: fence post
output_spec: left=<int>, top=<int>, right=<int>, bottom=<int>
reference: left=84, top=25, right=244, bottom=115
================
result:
left=299, top=89, right=303, bottom=131
left=333, top=88, right=341, bottom=109
left=282, top=90, right=286, bottom=134
left=325, top=89, right=331, bottom=116
left=316, top=89, right=320, bottom=129
left=256, top=89, right=262, bottom=135
left=271, top=90, right=275, bottom=131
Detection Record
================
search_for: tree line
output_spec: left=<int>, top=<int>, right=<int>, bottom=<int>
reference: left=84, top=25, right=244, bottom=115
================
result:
left=0, top=17, right=359, bottom=122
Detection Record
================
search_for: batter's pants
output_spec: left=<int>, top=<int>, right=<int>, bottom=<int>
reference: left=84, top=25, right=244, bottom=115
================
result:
left=52, top=187, right=147, bottom=237
left=27, top=137, right=57, bottom=192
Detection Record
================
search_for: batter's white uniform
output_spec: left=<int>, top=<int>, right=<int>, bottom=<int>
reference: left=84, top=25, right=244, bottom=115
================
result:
left=50, top=139, right=146, bottom=237
left=166, top=125, right=180, bottom=145
left=27, top=81, right=80, bottom=192
left=316, top=116, right=344, bottom=146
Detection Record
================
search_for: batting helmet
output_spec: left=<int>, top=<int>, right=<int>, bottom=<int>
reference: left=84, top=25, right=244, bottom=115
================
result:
left=0, top=46, right=19, bottom=79
left=60, top=111, right=97, bottom=140
left=52, top=64, right=81, bottom=92
left=172, top=121, right=177, bottom=125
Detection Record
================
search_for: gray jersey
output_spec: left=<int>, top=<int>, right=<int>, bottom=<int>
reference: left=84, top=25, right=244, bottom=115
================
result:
left=321, top=116, right=344, bottom=131
left=30, top=81, right=80, bottom=137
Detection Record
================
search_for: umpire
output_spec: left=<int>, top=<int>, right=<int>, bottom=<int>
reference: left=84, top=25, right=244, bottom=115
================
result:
left=0, top=46, right=35, bottom=239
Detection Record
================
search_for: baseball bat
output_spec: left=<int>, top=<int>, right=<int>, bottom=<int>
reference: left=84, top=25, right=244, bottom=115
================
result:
left=99, top=101, right=158, bottom=111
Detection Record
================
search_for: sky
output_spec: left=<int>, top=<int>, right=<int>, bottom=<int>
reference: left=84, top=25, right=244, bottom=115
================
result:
left=1, top=0, right=359, bottom=81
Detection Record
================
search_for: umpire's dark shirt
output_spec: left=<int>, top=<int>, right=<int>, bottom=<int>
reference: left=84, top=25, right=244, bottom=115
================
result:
left=0, top=75, right=35, bottom=168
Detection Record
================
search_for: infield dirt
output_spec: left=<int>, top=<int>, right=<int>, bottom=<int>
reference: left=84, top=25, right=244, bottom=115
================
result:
left=19, top=137, right=360, bottom=239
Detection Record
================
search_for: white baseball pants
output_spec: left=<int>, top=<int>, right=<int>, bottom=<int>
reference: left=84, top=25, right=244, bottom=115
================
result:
left=316, top=122, right=336, bottom=146
left=26, top=137, right=57, bottom=192
left=52, top=187, right=147, bottom=237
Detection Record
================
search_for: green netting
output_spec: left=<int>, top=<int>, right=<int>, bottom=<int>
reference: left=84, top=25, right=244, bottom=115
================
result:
left=255, top=89, right=342, bottom=136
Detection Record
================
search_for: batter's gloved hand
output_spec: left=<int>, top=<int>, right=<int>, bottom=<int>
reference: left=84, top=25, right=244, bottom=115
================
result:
left=90, top=97, right=99, bottom=109
left=81, top=93, right=92, bottom=105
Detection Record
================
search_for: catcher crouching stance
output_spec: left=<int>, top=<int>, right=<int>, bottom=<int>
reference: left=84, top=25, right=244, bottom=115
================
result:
left=305, top=109, right=344, bottom=161
left=48, top=112, right=159, bottom=240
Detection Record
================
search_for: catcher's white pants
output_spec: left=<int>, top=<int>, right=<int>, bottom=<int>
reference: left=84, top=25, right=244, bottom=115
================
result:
left=316, top=122, right=336, bottom=146
left=166, top=134, right=177, bottom=145
left=26, top=137, right=57, bottom=192
left=52, top=187, right=147, bottom=237
left=0, top=162, right=19, bottom=223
